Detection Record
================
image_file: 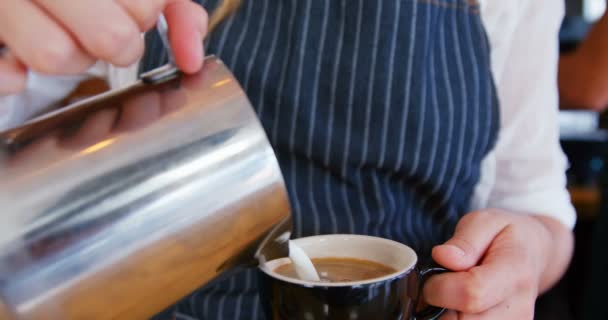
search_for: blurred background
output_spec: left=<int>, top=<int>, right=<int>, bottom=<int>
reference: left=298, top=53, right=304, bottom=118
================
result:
left=542, top=0, right=608, bottom=319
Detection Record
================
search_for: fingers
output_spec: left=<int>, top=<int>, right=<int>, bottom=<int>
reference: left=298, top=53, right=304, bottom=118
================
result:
left=424, top=224, right=535, bottom=314
left=116, top=0, right=167, bottom=31
left=437, top=293, right=535, bottom=320
left=0, top=52, right=27, bottom=95
left=439, top=310, right=458, bottom=320
left=432, top=211, right=510, bottom=271
left=0, top=0, right=207, bottom=76
left=463, top=291, right=536, bottom=320
left=164, top=0, right=208, bottom=73
left=423, top=262, right=514, bottom=313
left=34, top=0, right=144, bottom=67
left=0, top=0, right=94, bottom=74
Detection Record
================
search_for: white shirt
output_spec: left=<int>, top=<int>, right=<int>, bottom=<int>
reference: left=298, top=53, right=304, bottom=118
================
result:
left=0, top=0, right=576, bottom=228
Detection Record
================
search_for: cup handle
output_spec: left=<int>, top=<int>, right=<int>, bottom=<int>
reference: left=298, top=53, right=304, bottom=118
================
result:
left=412, top=267, right=448, bottom=320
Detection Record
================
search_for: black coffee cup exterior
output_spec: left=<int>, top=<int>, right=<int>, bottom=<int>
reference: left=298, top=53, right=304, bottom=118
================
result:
left=259, top=267, right=445, bottom=320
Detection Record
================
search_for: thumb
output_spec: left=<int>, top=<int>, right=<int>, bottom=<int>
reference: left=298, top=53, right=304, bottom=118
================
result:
left=432, top=210, right=510, bottom=271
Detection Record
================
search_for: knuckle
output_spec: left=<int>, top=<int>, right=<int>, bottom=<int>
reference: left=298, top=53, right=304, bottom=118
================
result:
left=457, top=209, right=508, bottom=231
left=130, top=0, right=164, bottom=29
left=91, top=24, right=139, bottom=61
left=468, top=210, right=492, bottom=221
left=515, top=271, right=535, bottom=293
left=461, top=271, right=489, bottom=314
left=484, top=207, right=501, bottom=214
left=457, top=211, right=486, bottom=228
left=33, top=39, right=78, bottom=73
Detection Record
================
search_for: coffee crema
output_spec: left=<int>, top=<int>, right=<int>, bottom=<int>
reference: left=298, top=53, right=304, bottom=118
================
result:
left=274, top=257, right=397, bottom=282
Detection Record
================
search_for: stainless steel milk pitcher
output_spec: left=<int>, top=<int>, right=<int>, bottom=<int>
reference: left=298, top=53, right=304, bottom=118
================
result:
left=0, top=56, right=292, bottom=320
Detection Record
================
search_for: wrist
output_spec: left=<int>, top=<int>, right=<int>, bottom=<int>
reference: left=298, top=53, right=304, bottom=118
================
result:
left=530, top=214, right=574, bottom=293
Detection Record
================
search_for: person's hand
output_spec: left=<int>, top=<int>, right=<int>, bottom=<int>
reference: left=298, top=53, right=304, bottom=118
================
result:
left=423, top=209, right=573, bottom=319
left=0, top=0, right=208, bottom=95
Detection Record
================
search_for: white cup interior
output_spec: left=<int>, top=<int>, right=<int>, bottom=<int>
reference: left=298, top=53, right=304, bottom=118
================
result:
left=260, top=234, right=418, bottom=287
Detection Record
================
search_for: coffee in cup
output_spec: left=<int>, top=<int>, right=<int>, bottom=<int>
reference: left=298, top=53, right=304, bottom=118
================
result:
left=258, top=234, right=447, bottom=320
left=274, top=257, right=397, bottom=282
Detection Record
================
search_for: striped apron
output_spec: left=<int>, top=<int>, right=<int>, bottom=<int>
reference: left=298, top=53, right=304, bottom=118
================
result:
left=143, top=0, right=500, bottom=318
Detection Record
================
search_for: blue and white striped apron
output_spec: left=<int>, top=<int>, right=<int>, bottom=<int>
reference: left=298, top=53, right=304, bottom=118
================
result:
left=143, top=0, right=499, bottom=318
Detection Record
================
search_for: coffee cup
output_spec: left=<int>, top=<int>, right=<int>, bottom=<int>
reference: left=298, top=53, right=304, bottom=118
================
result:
left=258, top=234, right=446, bottom=320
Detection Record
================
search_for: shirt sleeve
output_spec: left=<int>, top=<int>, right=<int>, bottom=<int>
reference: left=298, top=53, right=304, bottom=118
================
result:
left=0, top=62, right=107, bottom=131
left=479, top=0, right=577, bottom=229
